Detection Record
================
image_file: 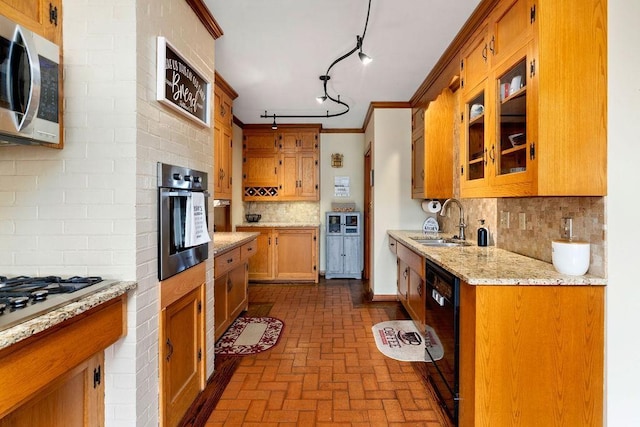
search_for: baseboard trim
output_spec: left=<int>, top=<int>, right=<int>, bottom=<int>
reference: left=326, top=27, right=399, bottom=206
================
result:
left=370, top=294, right=397, bottom=302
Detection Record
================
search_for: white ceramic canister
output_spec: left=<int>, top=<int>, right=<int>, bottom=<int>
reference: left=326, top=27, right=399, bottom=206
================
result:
left=551, top=239, right=590, bottom=275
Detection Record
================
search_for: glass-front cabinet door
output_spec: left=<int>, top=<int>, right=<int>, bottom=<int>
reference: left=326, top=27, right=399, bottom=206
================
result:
left=460, top=82, right=489, bottom=194
left=490, top=44, right=535, bottom=193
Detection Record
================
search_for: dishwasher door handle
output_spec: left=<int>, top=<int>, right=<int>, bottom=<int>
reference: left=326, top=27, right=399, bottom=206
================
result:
left=432, top=289, right=445, bottom=306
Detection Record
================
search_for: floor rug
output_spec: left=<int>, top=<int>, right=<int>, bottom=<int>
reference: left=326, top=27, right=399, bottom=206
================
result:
left=372, top=320, right=444, bottom=362
left=215, top=316, right=284, bottom=356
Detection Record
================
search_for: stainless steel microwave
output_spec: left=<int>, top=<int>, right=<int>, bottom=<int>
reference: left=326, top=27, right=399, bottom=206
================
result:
left=0, top=15, right=60, bottom=146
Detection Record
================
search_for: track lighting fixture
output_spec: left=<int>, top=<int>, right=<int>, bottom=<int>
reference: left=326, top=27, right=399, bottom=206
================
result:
left=261, top=0, right=372, bottom=122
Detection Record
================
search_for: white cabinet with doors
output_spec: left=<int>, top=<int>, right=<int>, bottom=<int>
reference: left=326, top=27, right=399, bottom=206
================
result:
left=325, top=212, right=362, bottom=279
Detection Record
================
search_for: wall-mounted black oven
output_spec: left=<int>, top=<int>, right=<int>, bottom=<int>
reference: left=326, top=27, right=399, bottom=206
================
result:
left=158, top=162, right=209, bottom=280
left=424, top=259, right=460, bottom=424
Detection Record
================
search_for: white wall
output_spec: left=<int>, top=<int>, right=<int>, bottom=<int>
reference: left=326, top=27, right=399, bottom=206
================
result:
left=606, top=1, right=640, bottom=424
left=0, top=1, right=216, bottom=425
left=319, top=133, right=365, bottom=272
left=370, top=109, right=425, bottom=297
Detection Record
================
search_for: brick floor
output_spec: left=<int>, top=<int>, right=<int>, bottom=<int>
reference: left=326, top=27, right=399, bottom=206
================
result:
left=205, top=279, right=447, bottom=426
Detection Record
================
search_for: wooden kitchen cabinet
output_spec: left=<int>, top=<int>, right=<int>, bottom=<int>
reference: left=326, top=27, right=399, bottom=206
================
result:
left=236, top=226, right=319, bottom=283
left=459, top=0, right=607, bottom=197
left=394, top=241, right=426, bottom=332
left=214, top=122, right=233, bottom=200
left=213, top=74, right=237, bottom=201
left=458, top=281, right=604, bottom=426
left=279, top=150, right=319, bottom=200
left=0, top=352, right=104, bottom=427
left=242, top=125, right=320, bottom=201
left=160, top=264, right=205, bottom=427
left=0, top=0, right=62, bottom=44
left=0, top=295, right=126, bottom=424
left=422, top=87, right=455, bottom=199
left=411, top=106, right=425, bottom=198
left=214, top=238, right=256, bottom=340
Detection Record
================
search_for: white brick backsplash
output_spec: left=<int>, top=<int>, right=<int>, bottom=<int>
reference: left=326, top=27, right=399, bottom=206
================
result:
left=0, top=0, right=215, bottom=425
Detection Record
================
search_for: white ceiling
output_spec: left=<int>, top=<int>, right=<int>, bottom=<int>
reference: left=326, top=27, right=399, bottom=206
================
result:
left=204, top=0, right=482, bottom=129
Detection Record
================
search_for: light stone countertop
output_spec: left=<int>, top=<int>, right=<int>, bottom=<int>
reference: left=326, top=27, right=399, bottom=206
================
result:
left=213, top=232, right=260, bottom=255
left=0, top=281, right=137, bottom=350
left=236, top=222, right=320, bottom=228
left=388, top=230, right=607, bottom=286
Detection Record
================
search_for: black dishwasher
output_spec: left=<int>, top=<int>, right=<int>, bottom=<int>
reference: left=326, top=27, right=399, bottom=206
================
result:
left=424, top=259, right=460, bottom=424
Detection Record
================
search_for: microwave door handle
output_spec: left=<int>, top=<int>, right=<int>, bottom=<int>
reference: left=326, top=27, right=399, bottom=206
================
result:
left=10, top=26, right=41, bottom=131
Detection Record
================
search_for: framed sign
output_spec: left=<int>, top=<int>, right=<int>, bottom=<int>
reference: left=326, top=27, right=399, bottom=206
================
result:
left=156, top=37, right=211, bottom=127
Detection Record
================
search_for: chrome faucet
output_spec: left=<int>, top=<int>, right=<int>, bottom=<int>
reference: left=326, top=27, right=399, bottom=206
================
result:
left=440, top=198, right=466, bottom=240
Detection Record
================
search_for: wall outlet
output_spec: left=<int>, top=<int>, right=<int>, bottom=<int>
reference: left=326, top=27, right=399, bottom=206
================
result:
left=500, top=211, right=510, bottom=228
left=519, top=212, right=527, bottom=230
left=562, top=217, right=573, bottom=239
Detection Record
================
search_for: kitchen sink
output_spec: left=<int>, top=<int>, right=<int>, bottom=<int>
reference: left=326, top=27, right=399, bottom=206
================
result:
left=411, top=238, right=472, bottom=247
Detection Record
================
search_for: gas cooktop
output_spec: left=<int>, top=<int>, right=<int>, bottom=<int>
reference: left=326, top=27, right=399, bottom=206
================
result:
left=0, top=276, right=117, bottom=332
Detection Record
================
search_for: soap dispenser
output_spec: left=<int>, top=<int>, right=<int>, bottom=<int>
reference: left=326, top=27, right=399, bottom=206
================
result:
left=477, top=219, right=488, bottom=247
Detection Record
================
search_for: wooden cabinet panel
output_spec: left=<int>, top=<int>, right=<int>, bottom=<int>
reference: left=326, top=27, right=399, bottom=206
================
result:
left=236, top=227, right=318, bottom=283
left=159, top=264, right=205, bottom=427
left=275, top=228, right=317, bottom=281
left=214, top=239, right=256, bottom=340
left=214, top=275, right=228, bottom=339
left=459, top=282, right=604, bottom=426
left=458, top=0, right=606, bottom=197
left=243, top=129, right=277, bottom=153
left=236, top=228, right=274, bottom=281
left=423, top=87, right=455, bottom=198
left=243, top=126, right=320, bottom=201
left=227, top=263, right=248, bottom=320
left=243, top=152, right=279, bottom=188
left=214, top=121, right=233, bottom=200
left=411, top=106, right=425, bottom=199
left=0, top=352, right=104, bottom=427
left=395, top=242, right=425, bottom=330
left=0, top=0, right=62, bottom=44
left=460, top=27, right=489, bottom=94
left=0, top=297, right=125, bottom=419
left=161, top=286, right=203, bottom=427
left=488, top=0, right=531, bottom=66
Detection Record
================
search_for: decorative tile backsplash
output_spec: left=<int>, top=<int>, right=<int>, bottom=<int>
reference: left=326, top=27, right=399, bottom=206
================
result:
left=420, top=196, right=605, bottom=277
left=497, top=197, right=605, bottom=277
left=244, top=201, right=320, bottom=223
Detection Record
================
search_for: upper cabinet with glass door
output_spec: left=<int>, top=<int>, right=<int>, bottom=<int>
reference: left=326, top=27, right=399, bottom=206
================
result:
left=459, top=0, right=606, bottom=197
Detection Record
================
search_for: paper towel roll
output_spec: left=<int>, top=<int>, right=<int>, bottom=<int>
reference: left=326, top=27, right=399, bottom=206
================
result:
left=422, top=200, right=441, bottom=214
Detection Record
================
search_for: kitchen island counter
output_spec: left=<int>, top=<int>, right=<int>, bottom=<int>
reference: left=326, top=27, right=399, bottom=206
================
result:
left=388, top=230, right=606, bottom=286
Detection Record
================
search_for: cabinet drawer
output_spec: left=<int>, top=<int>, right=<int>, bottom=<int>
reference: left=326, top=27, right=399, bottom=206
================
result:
left=388, top=237, right=397, bottom=254
left=241, top=239, right=257, bottom=261
left=215, top=247, right=241, bottom=277
left=397, top=243, right=425, bottom=279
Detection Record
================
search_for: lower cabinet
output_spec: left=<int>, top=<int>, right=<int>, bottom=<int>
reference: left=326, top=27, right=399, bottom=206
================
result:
left=459, top=281, right=604, bottom=427
left=394, top=240, right=426, bottom=332
left=0, top=352, right=104, bottom=427
left=236, top=226, right=318, bottom=283
left=214, top=238, right=256, bottom=340
left=0, top=295, right=126, bottom=424
left=160, top=264, right=205, bottom=427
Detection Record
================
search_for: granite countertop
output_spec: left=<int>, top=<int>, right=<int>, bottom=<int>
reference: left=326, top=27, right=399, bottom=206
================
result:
left=0, top=280, right=137, bottom=350
left=236, top=222, right=320, bottom=228
left=213, top=231, right=260, bottom=255
left=388, top=230, right=607, bottom=286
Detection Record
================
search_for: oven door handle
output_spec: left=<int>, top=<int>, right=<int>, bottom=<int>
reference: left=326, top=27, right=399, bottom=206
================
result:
left=166, top=190, right=211, bottom=197
left=431, top=289, right=445, bottom=306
